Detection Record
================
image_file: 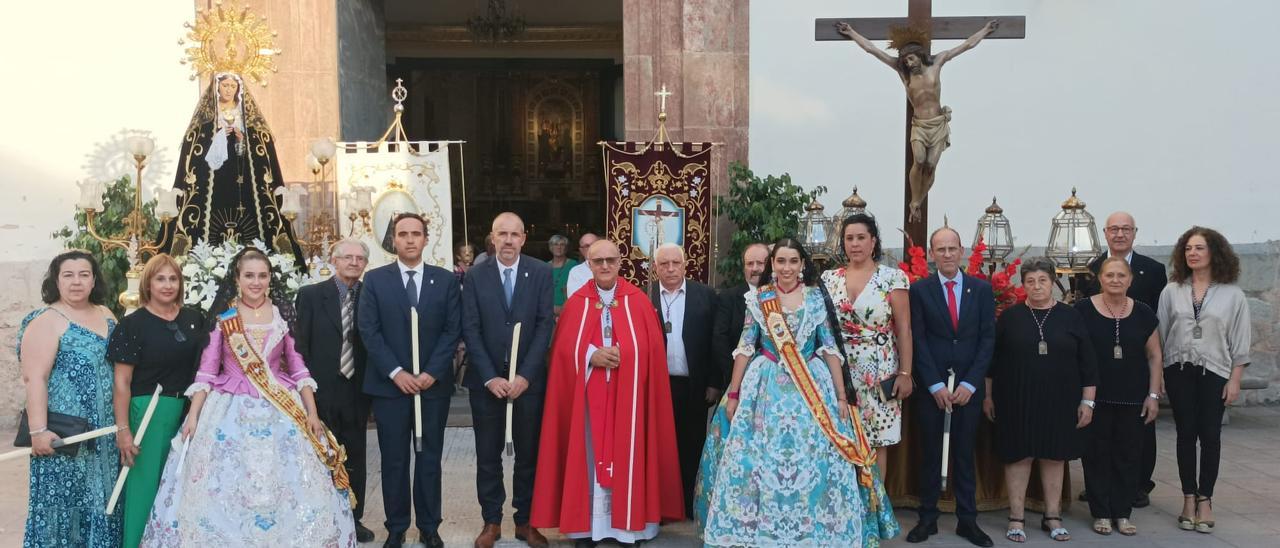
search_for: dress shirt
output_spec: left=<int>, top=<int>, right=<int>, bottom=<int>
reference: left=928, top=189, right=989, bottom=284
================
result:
left=496, top=255, right=521, bottom=295
left=928, top=270, right=977, bottom=395
left=566, top=262, right=592, bottom=296
left=390, top=260, right=426, bottom=379
left=660, top=280, right=688, bottom=377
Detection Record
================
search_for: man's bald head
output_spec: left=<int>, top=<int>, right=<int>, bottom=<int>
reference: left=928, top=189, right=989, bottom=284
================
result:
left=578, top=232, right=600, bottom=260
left=1103, top=211, right=1137, bottom=256
left=490, top=211, right=527, bottom=265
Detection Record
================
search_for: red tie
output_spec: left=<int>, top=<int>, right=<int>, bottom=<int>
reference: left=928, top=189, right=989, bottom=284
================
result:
left=945, top=280, right=959, bottom=331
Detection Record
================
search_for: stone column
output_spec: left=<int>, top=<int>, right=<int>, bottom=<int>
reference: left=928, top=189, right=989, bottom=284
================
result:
left=624, top=0, right=748, bottom=284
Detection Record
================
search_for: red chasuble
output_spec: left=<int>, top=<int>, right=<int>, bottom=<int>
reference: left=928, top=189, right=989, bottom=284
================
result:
left=530, top=278, right=684, bottom=533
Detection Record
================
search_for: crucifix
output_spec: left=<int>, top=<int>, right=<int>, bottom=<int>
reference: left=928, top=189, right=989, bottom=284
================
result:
left=636, top=200, right=680, bottom=258
left=816, top=0, right=1025, bottom=248
left=655, top=84, right=673, bottom=116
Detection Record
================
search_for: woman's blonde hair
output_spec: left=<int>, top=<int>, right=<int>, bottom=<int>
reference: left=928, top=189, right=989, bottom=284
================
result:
left=139, top=253, right=184, bottom=305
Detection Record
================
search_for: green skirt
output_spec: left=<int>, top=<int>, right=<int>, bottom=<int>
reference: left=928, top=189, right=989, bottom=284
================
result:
left=122, top=395, right=185, bottom=548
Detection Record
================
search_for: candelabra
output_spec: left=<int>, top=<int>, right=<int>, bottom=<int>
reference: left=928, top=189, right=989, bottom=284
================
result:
left=76, top=136, right=180, bottom=311
left=274, top=138, right=341, bottom=277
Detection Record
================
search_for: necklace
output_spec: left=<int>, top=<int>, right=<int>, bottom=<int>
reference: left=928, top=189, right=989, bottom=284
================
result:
left=594, top=286, right=616, bottom=340
left=660, top=287, right=682, bottom=334
left=1029, top=302, right=1055, bottom=355
left=1100, top=296, right=1129, bottom=359
left=1190, top=282, right=1213, bottom=339
left=776, top=281, right=802, bottom=294
left=239, top=297, right=268, bottom=310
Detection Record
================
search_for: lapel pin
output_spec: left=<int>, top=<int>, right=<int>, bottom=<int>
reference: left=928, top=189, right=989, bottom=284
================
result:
left=429, top=279, right=435, bottom=284
left=1139, top=271, right=1145, bottom=275
left=524, top=272, right=528, bottom=278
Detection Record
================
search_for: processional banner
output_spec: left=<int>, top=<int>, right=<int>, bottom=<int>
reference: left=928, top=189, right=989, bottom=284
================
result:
left=335, top=141, right=455, bottom=269
left=602, top=141, right=714, bottom=287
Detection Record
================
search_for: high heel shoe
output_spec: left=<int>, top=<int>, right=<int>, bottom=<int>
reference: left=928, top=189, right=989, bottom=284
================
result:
left=1177, top=495, right=1196, bottom=531
left=1195, top=496, right=1214, bottom=534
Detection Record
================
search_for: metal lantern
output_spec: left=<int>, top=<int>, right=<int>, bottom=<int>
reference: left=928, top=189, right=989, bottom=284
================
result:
left=1045, top=188, right=1102, bottom=273
left=827, top=186, right=869, bottom=255
left=800, top=199, right=834, bottom=262
left=974, top=196, right=1014, bottom=267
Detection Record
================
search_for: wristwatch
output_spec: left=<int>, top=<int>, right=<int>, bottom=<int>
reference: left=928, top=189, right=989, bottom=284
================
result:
left=1147, top=392, right=1160, bottom=400
left=1080, top=399, right=1096, bottom=409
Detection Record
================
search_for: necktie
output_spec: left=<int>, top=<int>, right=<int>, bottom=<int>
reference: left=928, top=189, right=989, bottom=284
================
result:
left=339, top=286, right=356, bottom=379
left=503, top=267, right=514, bottom=308
left=945, top=280, right=959, bottom=331
left=405, top=270, right=418, bottom=308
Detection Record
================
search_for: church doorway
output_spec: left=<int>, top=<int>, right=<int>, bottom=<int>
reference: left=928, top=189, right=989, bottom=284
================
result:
left=384, top=0, right=624, bottom=262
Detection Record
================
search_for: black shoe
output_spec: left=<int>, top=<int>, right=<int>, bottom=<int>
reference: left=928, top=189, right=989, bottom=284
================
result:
left=1078, top=489, right=1089, bottom=502
left=906, top=520, right=938, bottom=543
left=419, top=529, right=444, bottom=548
left=382, top=532, right=404, bottom=548
left=1134, top=490, right=1151, bottom=508
left=956, top=521, right=995, bottom=547
left=354, top=521, right=375, bottom=543
left=574, top=540, right=598, bottom=548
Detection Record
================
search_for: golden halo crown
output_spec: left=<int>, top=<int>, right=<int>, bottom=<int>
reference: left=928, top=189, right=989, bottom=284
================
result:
left=179, top=2, right=281, bottom=86
left=888, top=25, right=931, bottom=51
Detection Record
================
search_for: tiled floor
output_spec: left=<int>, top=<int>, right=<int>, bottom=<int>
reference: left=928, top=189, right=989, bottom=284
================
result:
left=3, top=405, right=1278, bottom=547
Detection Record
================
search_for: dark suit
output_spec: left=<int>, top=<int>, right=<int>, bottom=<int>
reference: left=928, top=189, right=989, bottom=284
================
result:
left=1086, top=250, right=1168, bottom=493
left=711, top=284, right=749, bottom=391
left=651, top=279, right=718, bottom=515
left=295, top=277, right=371, bottom=522
left=461, top=255, right=554, bottom=526
left=357, top=261, right=461, bottom=536
left=909, top=273, right=995, bottom=523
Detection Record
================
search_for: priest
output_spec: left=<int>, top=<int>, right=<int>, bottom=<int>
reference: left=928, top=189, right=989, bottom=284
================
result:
left=531, top=239, right=684, bottom=546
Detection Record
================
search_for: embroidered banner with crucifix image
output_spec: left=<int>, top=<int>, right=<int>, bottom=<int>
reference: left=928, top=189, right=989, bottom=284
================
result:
left=601, top=141, right=714, bottom=287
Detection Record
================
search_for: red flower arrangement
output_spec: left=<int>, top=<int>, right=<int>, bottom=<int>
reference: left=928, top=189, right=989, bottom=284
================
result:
left=897, top=235, right=1026, bottom=317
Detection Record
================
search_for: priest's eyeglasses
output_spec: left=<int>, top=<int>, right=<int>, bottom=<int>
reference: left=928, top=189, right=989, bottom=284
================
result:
left=589, top=257, right=621, bottom=267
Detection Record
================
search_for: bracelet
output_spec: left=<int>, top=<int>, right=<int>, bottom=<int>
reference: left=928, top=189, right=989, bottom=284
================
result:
left=896, top=371, right=911, bottom=377
left=1080, top=399, right=1096, bottom=409
left=1147, top=392, right=1160, bottom=400
left=727, top=391, right=740, bottom=400
left=29, top=427, right=48, bottom=435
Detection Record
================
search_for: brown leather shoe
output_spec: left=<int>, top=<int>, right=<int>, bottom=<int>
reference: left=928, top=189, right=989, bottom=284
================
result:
left=474, top=523, right=501, bottom=548
left=515, top=524, right=549, bottom=548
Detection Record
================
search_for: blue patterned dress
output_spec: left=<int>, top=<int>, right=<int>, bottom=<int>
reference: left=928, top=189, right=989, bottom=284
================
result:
left=17, top=308, right=121, bottom=547
left=694, top=287, right=898, bottom=547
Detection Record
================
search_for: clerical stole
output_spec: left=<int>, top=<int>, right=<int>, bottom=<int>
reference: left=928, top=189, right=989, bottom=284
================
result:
left=601, top=140, right=715, bottom=286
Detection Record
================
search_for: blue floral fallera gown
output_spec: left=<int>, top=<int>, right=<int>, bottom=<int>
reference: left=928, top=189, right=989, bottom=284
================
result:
left=17, top=308, right=121, bottom=548
left=694, top=288, right=898, bottom=547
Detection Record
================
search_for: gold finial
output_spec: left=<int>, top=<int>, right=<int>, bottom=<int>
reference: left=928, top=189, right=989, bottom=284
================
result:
left=842, top=186, right=867, bottom=209
left=806, top=199, right=825, bottom=212
left=986, top=196, right=1004, bottom=214
left=1061, top=187, right=1086, bottom=209
left=392, top=78, right=408, bottom=113
left=655, top=84, right=673, bottom=116
left=181, top=1, right=282, bottom=86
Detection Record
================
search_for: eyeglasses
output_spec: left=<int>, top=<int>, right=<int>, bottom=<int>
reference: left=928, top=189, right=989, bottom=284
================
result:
left=333, top=254, right=368, bottom=263
left=165, top=321, right=187, bottom=343
left=589, top=257, right=621, bottom=267
left=1105, top=226, right=1136, bottom=235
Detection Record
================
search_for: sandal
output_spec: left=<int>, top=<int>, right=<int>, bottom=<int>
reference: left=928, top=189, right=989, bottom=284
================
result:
left=1006, top=517, right=1026, bottom=543
left=1092, top=518, right=1112, bottom=535
left=1042, top=516, right=1071, bottom=541
left=1116, top=518, right=1137, bottom=536
left=1195, top=496, right=1214, bottom=534
left=1178, top=495, right=1196, bottom=531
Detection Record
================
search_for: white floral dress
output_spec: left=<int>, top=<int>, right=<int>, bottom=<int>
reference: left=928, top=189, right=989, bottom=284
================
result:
left=822, top=265, right=909, bottom=447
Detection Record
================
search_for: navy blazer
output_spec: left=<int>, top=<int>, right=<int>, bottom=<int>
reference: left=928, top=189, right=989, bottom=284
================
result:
left=909, top=273, right=996, bottom=391
left=357, top=261, right=461, bottom=400
left=460, top=254, right=555, bottom=392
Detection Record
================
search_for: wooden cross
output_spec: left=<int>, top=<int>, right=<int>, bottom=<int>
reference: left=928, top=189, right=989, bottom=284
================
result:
left=655, top=84, right=673, bottom=115
left=816, top=0, right=1025, bottom=248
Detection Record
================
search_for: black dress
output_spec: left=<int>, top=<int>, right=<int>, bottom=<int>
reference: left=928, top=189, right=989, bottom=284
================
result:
left=1074, top=299, right=1158, bottom=405
left=989, top=302, right=1100, bottom=463
left=106, top=307, right=208, bottom=397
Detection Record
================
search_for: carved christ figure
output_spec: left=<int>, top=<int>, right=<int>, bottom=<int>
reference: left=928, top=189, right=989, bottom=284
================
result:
left=836, top=20, right=998, bottom=222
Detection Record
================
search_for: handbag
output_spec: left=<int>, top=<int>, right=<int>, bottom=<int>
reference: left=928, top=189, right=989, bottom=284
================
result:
left=877, top=376, right=899, bottom=402
left=14, top=410, right=92, bottom=457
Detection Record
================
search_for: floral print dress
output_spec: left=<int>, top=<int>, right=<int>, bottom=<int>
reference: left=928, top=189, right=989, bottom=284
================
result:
left=822, top=265, right=909, bottom=448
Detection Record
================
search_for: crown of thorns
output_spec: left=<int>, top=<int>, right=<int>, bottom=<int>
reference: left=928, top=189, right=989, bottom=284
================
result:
left=888, top=25, right=931, bottom=51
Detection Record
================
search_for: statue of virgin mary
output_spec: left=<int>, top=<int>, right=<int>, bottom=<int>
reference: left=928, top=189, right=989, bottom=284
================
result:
left=157, top=72, right=304, bottom=264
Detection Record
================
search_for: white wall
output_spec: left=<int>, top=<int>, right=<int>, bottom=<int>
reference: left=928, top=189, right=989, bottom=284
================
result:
left=0, top=2, right=197, bottom=262
left=750, top=0, right=1280, bottom=246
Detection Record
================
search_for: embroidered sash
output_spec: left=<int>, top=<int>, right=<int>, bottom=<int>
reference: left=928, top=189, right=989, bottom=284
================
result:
left=757, top=285, right=879, bottom=500
left=218, top=309, right=356, bottom=508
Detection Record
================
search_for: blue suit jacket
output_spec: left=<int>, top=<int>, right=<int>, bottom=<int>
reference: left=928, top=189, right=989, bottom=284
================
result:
left=909, top=273, right=996, bottom=391
left=460, top=254, right=555, bottom=392
left=357, top=261, right=461, bottom=399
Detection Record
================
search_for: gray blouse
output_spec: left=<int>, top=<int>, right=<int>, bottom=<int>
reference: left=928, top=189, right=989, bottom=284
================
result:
left=1156, top=282, right=1251, bottom=380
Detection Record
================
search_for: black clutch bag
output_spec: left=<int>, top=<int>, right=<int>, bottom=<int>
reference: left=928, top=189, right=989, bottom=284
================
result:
left=14, top=410, right=92, bottom=457
left=877, top=376, right=899, bottom=402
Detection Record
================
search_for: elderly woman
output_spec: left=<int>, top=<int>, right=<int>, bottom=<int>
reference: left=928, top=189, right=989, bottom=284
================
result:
left=1158, top=227, right=1250, bottom=535
left=548, top=234, right=578, bottom=315
left=984, top=258, right=1098, bottom=543
left=1075, top=257, right=1162, bottom=536
left=821, top=213, right=913, bottom=473
left=107, top=254, right=208, bottom=547
left=17, top=250, right=121, bottom=546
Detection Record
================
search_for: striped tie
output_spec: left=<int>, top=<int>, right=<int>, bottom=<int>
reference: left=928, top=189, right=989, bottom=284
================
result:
left=339, top=287, right=356, bottom=379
